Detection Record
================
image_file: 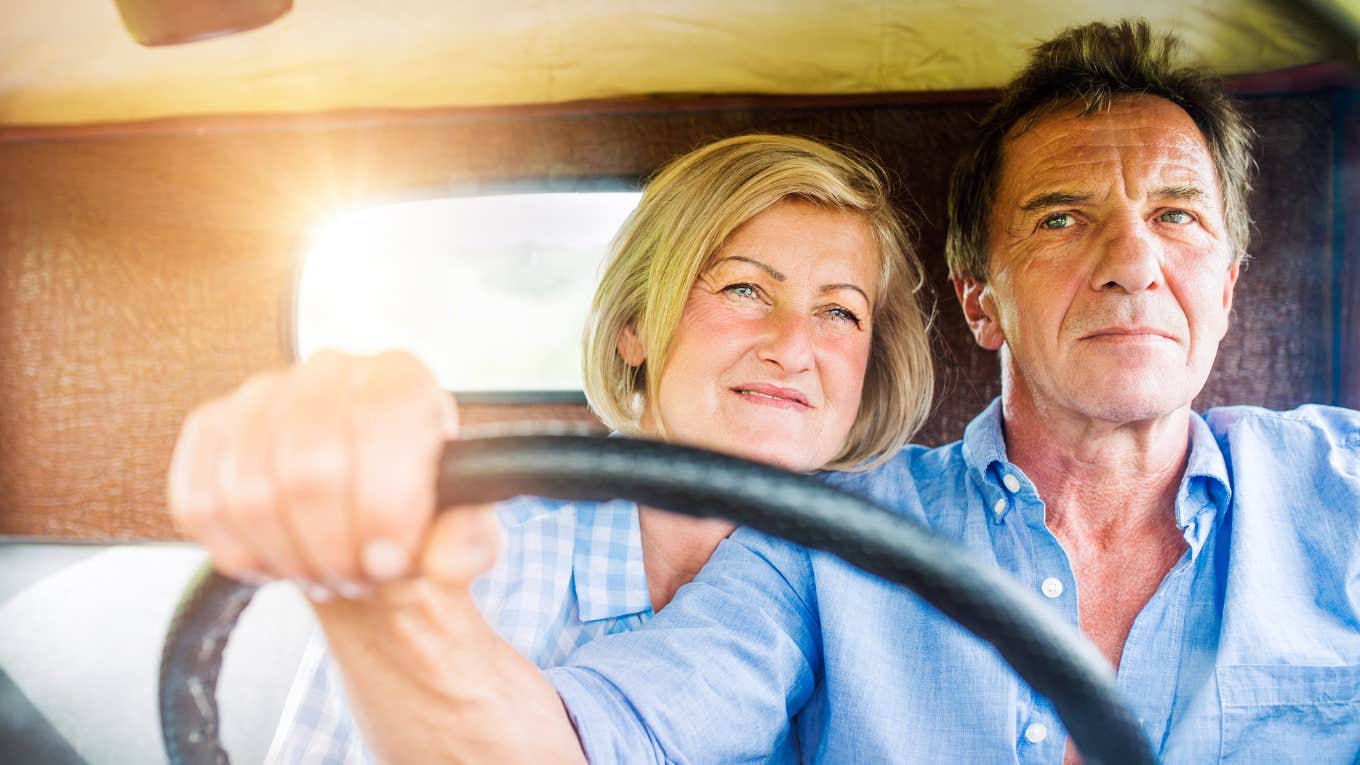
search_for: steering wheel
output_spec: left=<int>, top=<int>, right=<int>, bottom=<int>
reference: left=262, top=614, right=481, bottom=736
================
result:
left=159, top=435, right=1155, bottom=764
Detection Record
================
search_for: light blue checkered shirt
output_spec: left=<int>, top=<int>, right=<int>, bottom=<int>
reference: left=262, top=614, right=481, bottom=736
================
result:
left=266, top=497, right=652, bottom=764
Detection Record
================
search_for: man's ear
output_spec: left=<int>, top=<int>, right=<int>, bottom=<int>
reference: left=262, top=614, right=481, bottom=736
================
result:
left=1223, top=260, right=1241, bottom=313
left=952, top=274, right=1005, bottom=351
left=616, top=323, right=646, bottom=367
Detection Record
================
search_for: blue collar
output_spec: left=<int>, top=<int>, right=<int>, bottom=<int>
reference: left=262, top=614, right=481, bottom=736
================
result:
left=960, top=398, right=1010, bottom=476
left=1176, top=411, right=1232, bottom=550
left=960, top=399, right=1232, bottom=546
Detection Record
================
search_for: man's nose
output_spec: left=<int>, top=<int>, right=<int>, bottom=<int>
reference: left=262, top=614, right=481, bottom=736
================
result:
left=757, top=309, right=815, bottom=373
left=1090, top=211, right=1164, bottom=293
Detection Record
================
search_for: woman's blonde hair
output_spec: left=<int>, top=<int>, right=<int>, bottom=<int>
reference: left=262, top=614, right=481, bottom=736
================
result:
left=583, top=133, right=934, bottom=470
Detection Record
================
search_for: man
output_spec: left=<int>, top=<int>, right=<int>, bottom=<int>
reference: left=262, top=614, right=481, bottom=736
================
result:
left=171, top=19, right=1360, bottom=764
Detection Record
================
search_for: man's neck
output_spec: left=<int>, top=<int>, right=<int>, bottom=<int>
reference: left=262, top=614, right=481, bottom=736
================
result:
left=1000, top=386, right=1191, bottom=545
left=1000, top=385, right=1195, bottom=669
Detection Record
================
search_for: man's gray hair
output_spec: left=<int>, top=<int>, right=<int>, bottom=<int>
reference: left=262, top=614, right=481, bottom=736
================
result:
left=946, top=19, right=1256, bottom=281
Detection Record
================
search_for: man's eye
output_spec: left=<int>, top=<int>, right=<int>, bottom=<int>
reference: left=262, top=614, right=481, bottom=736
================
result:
left=1040, top=213, right=1075, bottom=230
left=1158, top=209, right=1194, bottom=225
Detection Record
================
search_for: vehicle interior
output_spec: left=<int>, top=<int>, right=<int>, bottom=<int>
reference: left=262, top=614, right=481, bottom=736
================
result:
left=1, top=0, right=1357, bottom=762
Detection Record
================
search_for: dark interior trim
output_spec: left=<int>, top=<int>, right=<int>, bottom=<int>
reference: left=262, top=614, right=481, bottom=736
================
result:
left=2, top=62, right=1353, bottom=145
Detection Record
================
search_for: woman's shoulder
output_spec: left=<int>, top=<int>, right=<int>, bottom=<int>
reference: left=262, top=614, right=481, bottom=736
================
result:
left=494, top=495, right=579, bottom=527
left=492, top=496, right=639, bottom=537
left=477, top=497, right=648, bottom=665
left=818, top=441, right=967, bottom=505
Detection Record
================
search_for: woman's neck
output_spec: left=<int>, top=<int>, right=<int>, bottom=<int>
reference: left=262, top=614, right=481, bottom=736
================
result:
left=636, top=506, right=736, bottom=612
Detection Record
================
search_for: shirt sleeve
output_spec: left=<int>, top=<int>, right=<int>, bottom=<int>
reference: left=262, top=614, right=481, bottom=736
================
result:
left=263, top=503, right=564, bottom=765
left=265, top=634, right=375, bottom=765
left=548, top=528, right=821, bottom=764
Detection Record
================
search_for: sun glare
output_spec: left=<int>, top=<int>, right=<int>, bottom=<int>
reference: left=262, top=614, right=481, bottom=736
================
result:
left=295, top=191, right=641, bottom=394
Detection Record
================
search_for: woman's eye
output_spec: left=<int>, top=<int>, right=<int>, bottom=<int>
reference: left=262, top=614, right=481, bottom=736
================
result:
left=1040, top=213, right=1075, bottom=230
left=826, top=307, right=862, bottom=327
left=722, top=283, right=761, bottom=300
left=1158, top=209, right=1194, bottom=225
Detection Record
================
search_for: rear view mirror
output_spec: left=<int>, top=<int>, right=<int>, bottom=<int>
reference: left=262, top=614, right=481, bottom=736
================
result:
left=114, top=0, right=292, bottom=46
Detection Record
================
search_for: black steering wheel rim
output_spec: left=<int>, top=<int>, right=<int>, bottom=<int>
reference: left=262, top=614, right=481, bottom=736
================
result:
left=160, top=434, right=1153, bottom=764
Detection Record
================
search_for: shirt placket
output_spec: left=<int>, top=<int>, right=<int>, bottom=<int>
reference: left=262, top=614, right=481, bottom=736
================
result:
left=987, top=463, right=1076, bottom=765
left=995, top=467, right=1215, bottom=764
left=1114, top=551, right=1194, bottom=753
left=1113, top=488, right=1217, bottom=756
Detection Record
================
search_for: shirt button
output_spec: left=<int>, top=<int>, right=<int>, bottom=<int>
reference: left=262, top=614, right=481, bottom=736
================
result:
left=1003, top=473, right=1021, bottom=493
left=1041, top=577, right=1064, bottom=598
left=1024, top=722, right=1048, bottom=744
left=992, top=498, right=1006, bottom=517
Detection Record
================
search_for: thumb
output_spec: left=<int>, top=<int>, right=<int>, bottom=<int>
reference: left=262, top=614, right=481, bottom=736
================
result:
left=418, top=503, right=504, bottom=585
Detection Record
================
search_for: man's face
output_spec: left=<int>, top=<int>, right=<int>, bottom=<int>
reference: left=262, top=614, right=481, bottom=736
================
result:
left=957, top=95, right=1240, bottom=425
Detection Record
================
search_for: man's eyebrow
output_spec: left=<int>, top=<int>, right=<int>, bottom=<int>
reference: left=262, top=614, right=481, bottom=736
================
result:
left=1019, top=192, right=1091, bottom=213
left=1150, top=184, right=1209, bottom=203
left=711, top=255, right=785, bottom=281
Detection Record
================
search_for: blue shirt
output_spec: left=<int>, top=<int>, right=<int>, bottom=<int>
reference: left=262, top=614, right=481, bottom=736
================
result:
left=268, top=497, right=653, bottom=764
left=549, top=401, right=1360, bottom=764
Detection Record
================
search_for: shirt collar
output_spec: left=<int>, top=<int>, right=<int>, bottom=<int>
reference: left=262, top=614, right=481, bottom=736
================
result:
left=959, top=399, right=1021, bottom=522
left=571, top=499, right=652, bottom=622
left=961, top=398, right=1233, bottom=541
left=961, top=398, right=1010, bottom=476
left=1176, top=410, right=1232, bottom=549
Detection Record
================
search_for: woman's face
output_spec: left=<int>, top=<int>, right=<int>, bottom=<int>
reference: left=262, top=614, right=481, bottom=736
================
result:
left=625, top=199, right=879, bottom=472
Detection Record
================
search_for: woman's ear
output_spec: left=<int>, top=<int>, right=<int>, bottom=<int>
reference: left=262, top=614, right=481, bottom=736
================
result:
left=616, top=323, right=646, bottom=366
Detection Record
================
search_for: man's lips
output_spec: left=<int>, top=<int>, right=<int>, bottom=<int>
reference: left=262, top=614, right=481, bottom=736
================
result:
left=1080, top=326, right=1177, bottom=342
left=731, top=383, right=812, bottom=409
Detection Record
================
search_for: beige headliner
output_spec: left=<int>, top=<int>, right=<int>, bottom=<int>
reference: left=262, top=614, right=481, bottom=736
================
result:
left=0, top=0, right=1342, bottom=126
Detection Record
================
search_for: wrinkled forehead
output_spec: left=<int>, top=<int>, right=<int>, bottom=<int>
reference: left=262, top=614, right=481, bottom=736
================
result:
left=995, top=96, right=1222, bottom=210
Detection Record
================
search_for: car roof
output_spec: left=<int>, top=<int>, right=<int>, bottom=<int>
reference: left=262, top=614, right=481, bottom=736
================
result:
left=1, top=0, right=1350, bottom=126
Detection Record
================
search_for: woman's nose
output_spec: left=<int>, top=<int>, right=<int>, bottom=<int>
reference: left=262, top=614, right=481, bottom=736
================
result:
left=756, top=310, right=815, bottom=373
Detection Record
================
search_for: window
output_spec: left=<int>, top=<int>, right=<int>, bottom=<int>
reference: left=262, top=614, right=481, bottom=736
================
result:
left=294, top=189, right=641, bottom=400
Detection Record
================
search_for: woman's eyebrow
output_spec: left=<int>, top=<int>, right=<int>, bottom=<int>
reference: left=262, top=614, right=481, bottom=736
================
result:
left=821, top=283, right=870, bottom=304
left=712, top=255, right=785, bottom=281
left=715, top=255, right=869, bottom=304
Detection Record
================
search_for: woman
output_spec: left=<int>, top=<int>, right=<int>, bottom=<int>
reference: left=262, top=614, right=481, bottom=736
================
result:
left=168, top=133, right=934, bottom=763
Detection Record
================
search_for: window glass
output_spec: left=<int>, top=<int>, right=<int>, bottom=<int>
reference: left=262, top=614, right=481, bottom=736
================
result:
left=294, top=191, right=641, bottom=398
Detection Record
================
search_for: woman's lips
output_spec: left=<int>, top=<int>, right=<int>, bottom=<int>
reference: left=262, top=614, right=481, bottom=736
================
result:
left=731, top=384, right=811, bottom=410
